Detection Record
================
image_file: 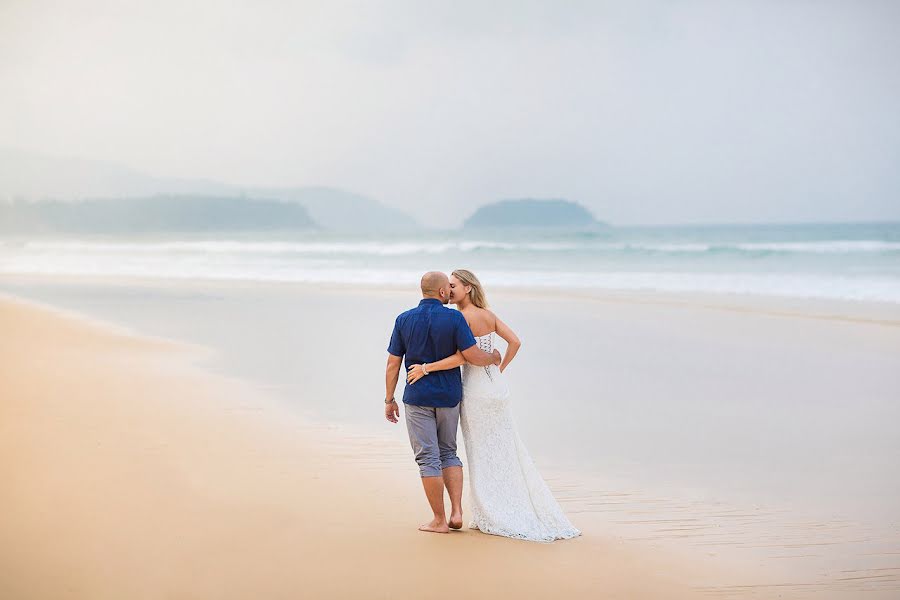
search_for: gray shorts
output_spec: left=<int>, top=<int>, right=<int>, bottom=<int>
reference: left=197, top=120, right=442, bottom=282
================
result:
left=404, top=403, right=463, bottom=477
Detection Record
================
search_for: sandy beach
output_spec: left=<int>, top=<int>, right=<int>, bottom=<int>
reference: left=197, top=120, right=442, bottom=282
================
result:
left=1, top=275, right=899, bottom=599
left=0, top=292, right=711, bottom=599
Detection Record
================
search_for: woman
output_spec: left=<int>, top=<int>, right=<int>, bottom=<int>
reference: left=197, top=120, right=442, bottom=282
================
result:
left=406, top=269, right=581, bottom=542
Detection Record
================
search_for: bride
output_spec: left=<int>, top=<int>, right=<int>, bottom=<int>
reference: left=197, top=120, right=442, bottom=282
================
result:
left=406, top=269, right=581, bottom=542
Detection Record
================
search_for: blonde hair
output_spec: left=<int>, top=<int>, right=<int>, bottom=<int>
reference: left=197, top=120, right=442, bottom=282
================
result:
left=451, top=269, right=489, bottom=309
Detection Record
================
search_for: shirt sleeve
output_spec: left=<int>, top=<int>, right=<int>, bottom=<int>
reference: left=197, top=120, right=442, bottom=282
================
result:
left=454, top=313, right=477, bottom=352
left=387, top=317, right=406, bottom=357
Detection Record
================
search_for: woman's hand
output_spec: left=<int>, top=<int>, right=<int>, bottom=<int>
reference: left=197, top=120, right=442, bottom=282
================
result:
left=407, top=364, right=427, bottom=384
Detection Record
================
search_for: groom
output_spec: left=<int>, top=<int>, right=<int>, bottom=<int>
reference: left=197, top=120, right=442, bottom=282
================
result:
left=384, top=271, right=501, bottom=533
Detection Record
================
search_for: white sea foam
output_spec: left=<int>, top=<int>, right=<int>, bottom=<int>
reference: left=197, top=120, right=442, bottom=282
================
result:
left=3, top=252, right=899, bottom=303
left=733, top=241, right=900, bottom=253
left=18, top=238, right=900, bottom=256
left=4, top=231, right=900, bottom=303
left=20, top=239, right=558, bottom=255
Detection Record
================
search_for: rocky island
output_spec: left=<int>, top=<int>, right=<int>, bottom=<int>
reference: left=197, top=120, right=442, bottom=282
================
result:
left=463, top=199, right=604, bottom=229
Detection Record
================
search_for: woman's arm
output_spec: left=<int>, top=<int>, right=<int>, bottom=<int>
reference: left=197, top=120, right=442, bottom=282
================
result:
left=407, top=351, right=466, bottom=384
left=494, top=314, right=521, bottom=372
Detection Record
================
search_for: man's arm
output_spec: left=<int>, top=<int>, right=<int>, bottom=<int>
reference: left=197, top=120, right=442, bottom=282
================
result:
left=461, top=344, right=501, bottom=367
left=384, top=354, right=403, bottom=423
left=406, top=348, right=501, bottom=384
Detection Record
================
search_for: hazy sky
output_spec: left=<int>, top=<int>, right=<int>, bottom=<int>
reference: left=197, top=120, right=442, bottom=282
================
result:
left=1, top=0, right=898, bottom=226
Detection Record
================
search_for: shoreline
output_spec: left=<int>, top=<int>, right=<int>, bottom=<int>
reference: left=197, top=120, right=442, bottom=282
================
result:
left=3, top=272, right=900, bottom=325
left=0, top=291, right=714, bottom=599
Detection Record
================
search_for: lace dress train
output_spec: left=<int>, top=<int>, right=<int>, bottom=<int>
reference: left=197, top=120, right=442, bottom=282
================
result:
left=460, top=332, right=581, bottom=542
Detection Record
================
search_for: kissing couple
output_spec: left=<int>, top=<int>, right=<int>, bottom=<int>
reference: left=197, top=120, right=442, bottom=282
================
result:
left=384, top=269, right=580, bottom=542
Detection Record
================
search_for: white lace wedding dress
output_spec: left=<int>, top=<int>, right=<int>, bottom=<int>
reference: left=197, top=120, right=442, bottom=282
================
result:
left=460, top=332, right=581, bottom=542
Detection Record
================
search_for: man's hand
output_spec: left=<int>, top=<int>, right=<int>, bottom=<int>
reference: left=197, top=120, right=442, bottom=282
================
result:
left=385, top=400, right=400, bottom=423
left=492, top=349, right=502, bottom=366
left=461, top=344, right=500, bottom=367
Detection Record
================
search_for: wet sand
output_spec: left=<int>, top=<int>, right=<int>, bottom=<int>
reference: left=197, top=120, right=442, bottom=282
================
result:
left=0, top=293, right=710, bottom=599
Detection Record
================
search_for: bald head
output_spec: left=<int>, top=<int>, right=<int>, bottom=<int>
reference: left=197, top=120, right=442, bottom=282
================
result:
left=421, top=271, right=450, bottom=303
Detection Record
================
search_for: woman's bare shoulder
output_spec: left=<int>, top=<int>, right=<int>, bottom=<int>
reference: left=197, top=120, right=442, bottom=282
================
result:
left=464, top=306, right=496, bottom=335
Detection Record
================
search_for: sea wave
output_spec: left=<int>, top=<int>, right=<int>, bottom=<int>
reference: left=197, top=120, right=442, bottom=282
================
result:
left=17, top=238, right=900, bottom=256
left=2, top=254, right=899, bottom=303
left=19, top=239, right=538, bottom=255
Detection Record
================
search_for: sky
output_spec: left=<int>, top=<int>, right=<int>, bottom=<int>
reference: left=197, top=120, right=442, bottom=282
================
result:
left=1, top=0, right=898, bottom=227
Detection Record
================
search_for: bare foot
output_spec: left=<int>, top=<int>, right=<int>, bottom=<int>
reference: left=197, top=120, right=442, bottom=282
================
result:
left=449, top=511, right=463, bottom=530
left=418, top=518, right=450, bottom=534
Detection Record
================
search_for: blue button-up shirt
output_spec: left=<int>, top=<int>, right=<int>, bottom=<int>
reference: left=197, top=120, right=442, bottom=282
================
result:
left=387, top=298, right=477, bottom=408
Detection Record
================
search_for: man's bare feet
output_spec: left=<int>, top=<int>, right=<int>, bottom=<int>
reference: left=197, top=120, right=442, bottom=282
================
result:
left=448, top=511, right=463, bottom=530
left=418, top=517, right=450, bottom=534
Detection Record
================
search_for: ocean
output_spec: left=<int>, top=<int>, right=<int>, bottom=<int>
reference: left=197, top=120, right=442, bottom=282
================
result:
left=1, top=221, right=899, bottom=302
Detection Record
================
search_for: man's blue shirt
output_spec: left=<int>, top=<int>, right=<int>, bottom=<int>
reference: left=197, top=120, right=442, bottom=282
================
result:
left=387, top=298, right=477, bottom=408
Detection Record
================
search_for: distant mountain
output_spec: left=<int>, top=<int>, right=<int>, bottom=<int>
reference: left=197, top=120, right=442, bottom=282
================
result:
left=463, top=199, right=605, bottom=229
left=0, top=195, right=316, bottom=234
left=240, top=186, right=416, bottom=231
left=0, top=148, right=416, bottom=232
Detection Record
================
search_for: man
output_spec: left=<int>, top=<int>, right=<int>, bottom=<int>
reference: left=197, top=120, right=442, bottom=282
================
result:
left=385, top=271, right=501, bottom=533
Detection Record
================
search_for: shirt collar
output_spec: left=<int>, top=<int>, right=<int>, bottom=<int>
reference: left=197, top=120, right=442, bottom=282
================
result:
left=419, top=298, right=442, bottom=306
